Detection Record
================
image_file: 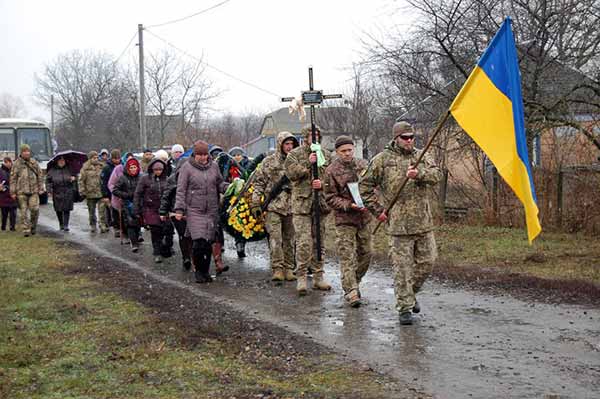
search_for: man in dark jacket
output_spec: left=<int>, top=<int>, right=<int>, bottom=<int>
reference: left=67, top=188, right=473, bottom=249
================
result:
left=101, top=149, right=121, bottom=236
left=160, top=158, right=192, bottom=270
left=324, top=136, right=372, bottom=307
left=134, top=158, right=173, bottom=263
left=0, top=157, right=17, bottom=231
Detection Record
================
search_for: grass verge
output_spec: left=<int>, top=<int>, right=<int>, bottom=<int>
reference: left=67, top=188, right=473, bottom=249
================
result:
left=0, top=232, right=397, bottom=399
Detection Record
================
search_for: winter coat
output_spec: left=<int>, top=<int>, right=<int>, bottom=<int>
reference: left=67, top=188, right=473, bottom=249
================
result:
left=133, top=159, right=168, bottom=226
left=113, top=172, right=140, bottom=227
left=10, top=156, right=43, bottom=196
left=174, top=158, right=228, bottom=241
left=359, top=140, right=441, bottom=235
left=324, top=157, right=371, bottom=228
left=46, top=166, right=75, bottom=212
left=78, top=159, right=104, bottom=199
left=283, top=143, right=332, bottom=216
left=108, top=165, right=124, bottom=210
left=100, top=161, right=117, bottom=199
left=0, top=165, right=17, bottom=208
left=251, top=131, right=296, bottom=216
left=160, top=170, right=178, bottom=217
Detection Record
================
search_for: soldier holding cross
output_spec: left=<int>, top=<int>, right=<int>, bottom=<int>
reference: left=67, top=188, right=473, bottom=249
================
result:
left=284, top=125, right=333, bottom=295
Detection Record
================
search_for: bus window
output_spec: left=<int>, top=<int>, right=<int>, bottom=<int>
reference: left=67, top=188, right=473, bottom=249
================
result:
left=18, top=128, right=51, bottom=161
left=0, top=129, right=13, bottom=152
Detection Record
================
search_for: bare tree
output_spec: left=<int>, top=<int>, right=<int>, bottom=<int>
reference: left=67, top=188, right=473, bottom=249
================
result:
left=364, top=0, right=600, bottom=151
left=145, top=49, right=217, bottom=147
left=35, top=50, right=125, bottom=150
left=0, top=93, right=27, bottom=118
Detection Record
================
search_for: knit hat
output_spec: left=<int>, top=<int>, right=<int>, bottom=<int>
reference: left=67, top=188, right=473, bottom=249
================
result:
left=228, top=146, right=246, bottom=157
left=20, top=144, right=31, bottom=153
left=99, top=148, right=109, bottom=156
left=143, top=148, right=152, bottom=154
left=88, top=150, right=98, bottom=159
left=125, top=158, right=140, bottom=176
left=110, top=149, right=121, bottom=159
left=193, top=140, right=209, bottom=155
left=171, top=144, right=184, bottom=153
left=209, top=145, right=223, bottom=156
left=334, top=135, right=354, bottom=149
left=155, top=149, right=169, bottom=162
left=393, top=121, right=414, bottom=139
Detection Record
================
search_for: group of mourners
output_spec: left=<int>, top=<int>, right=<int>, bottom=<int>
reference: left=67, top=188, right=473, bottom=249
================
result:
left=1, top=120, right=440, bottom=326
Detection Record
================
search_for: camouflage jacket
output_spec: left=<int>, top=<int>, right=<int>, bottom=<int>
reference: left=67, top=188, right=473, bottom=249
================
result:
left=78, top=159, right=104, bottom=198
left=324, top=157, right=371, bottom=228
left=284, top=143, right=332, bottom=216
left=359, top=140, right=440, bottom=235
left=251, top=132, right=294, bottom=216
left=10, top=156, right=43, bottom=196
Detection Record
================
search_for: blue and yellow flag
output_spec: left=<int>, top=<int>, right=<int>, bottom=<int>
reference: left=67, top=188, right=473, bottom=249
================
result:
left=450, top=17, right=541, bottom=243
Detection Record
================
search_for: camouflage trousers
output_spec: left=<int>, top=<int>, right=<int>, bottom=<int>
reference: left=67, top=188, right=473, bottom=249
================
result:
left=292, top=214, right=325, bottom=277
left=335, top=224, right=372, bottom=297
left=265, top=212, right=295, bottom=272
left=17, top=194, right=39, bottom=234
left=389, top=231, right=437, bottom=313
left=86, top=198, right=108, bottom=229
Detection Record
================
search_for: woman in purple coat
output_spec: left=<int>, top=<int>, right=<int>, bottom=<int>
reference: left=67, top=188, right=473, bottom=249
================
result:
left=174, top=140, right=229, bottom=283
left=134, top=158, right=173, bottom=263
left=0, top=157, right=17, bottom=231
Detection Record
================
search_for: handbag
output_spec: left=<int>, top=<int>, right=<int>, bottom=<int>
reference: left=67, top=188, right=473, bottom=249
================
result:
left=72, top=179, right=84, bottom=203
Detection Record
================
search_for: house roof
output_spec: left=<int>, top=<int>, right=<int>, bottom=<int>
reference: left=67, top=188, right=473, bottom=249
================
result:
left=259, top=106, right=352, bottom=137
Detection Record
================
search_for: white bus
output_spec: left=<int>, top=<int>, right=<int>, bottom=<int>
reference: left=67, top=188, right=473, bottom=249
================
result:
left=0, top=118, right=54, bottom=203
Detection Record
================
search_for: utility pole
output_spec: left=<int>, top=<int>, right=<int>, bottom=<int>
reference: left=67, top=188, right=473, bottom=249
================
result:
left=138, top=23, right=147, bottom=149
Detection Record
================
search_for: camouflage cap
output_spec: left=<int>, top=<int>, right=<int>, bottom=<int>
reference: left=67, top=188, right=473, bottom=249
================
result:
left=301, top=124, right=322, bottom=139
left=20, top=143, right=31, bottom=153
left=393, top=121, right=414, bottom=138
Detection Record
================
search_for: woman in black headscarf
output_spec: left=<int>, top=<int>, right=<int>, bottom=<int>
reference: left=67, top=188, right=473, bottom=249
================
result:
left=46, top=156, right=76, bottom=231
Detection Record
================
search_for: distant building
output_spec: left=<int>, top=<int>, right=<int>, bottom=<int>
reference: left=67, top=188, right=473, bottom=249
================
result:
left=244, top=107, right=364, bottom=158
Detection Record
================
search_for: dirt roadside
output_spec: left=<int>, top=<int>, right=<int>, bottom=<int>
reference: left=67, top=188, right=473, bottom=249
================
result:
left=58, top=239, right=422, bottom=399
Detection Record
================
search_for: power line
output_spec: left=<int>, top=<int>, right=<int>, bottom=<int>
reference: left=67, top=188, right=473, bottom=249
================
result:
left=147, top=0, right=232, bottom=29
left=144, top=28, right=282, bottom=99
left=114, top=32, right=138, bottom=64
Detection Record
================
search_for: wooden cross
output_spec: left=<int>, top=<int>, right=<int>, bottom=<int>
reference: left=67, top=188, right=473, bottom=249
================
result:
left=281, top=67, right=343, bottom=262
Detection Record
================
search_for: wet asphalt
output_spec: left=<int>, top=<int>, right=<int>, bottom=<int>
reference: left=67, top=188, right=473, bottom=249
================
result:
left=38, top=204, right=599, bottom=398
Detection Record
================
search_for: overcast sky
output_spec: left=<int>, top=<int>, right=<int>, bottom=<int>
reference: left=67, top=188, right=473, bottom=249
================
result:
left=0, top=0, right=409, bottom=120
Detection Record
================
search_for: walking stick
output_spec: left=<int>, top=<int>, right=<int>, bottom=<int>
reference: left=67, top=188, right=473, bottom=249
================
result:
left=372, top=111, right=451, bottom=234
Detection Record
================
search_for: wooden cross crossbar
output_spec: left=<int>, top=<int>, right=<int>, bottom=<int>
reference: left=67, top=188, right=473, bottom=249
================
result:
left=281, top=67, right=343, bottom=262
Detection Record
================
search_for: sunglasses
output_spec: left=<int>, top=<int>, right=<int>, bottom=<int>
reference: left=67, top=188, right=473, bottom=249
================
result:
left=399, top=135, right=414, bottom=141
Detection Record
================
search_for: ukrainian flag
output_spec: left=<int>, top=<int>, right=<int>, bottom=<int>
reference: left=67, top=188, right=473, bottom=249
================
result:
left=450, top=17, right=541, bottom=243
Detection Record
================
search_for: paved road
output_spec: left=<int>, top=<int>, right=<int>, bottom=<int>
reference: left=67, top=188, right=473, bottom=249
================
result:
left=39, top=204, right=600, bottom=398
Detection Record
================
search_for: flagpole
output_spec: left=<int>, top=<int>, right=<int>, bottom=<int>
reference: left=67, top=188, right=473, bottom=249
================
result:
left=372, top=110, right=451, bottom=234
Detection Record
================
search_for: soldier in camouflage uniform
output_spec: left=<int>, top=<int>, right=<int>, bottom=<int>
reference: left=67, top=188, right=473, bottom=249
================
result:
left=324, top=136, right=372, bottom=307
left=79, top=151, right=109, bottom=233
left=251, top=131, right=299, bottom=282
left=284, top=124, right=332, bottom=295
left=359, top=121, right=441, bottom=325
left=10, top=144, right=44, bottom=237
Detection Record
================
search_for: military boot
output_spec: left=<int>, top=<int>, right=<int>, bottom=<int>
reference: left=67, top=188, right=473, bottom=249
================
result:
left=345, top=290, right=362, bottom=308
left=399, top=312, right=413, bottom=325
left=312, top=273, right=332, bottom=291
left=284, top=269, right=297, bottom=281
left=296, top=276, right=308, bottom=296
left=272, top=269, right=285, bottom=281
